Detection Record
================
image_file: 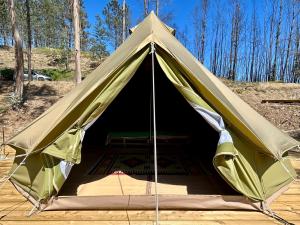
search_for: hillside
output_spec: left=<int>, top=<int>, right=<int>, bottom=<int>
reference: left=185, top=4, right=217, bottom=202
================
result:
left=0, top=80, right=299, bottom=145
left=0, top=47, right=101, bottom=78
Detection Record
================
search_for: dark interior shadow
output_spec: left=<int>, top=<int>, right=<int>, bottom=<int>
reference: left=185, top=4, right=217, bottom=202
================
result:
left=59, top=55, right=239, bottom=197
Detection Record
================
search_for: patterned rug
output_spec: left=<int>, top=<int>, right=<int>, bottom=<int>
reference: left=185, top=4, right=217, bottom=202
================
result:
left=89, top=148, right=205, bottom=175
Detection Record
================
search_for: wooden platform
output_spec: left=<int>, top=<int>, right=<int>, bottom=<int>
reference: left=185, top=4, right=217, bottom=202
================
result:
left=0, top=147, right=299, bottom=225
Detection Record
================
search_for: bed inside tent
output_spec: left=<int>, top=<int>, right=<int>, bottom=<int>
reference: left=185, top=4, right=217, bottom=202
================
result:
left=52, top=55, right=252, bottom=210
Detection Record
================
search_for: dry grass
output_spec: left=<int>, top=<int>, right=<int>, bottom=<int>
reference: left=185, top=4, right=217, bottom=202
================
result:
left=0, top=81, right=74, bottom=142
left=0, top=47, right=98, bottom=74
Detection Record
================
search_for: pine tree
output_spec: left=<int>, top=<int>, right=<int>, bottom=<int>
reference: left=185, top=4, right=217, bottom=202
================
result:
left=90, top=15, right=109, bottom=59
left=0, top=0, right=10, bottom=45
left=103, top=0, right=130, bottom=50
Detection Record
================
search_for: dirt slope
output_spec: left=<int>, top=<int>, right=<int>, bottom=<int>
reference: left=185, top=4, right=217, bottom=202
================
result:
left=0, top=47, right=99, bottom=74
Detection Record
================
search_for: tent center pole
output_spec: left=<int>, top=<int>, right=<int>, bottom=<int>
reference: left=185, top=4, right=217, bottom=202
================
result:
left=151, top=42, right=159, bottom=225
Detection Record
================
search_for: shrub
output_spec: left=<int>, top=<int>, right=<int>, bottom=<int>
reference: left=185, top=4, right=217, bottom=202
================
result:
left=0, top=68, right=14, bottom=80
left=40, top=69, right=73, bottom=81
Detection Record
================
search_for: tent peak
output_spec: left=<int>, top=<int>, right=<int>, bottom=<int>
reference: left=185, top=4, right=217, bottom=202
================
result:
left=129, top=11, right=175, bottom=36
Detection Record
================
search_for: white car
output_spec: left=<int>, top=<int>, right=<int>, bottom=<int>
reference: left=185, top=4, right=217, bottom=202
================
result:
left=24, top=71, right=52, bottom=81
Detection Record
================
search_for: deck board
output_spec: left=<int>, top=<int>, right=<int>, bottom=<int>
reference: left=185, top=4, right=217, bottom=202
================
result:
left=0, top=147, right=299, bottom=224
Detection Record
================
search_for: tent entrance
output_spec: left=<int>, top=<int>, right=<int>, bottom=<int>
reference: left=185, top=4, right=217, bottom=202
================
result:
left=55, top=55, right=244, bottom=210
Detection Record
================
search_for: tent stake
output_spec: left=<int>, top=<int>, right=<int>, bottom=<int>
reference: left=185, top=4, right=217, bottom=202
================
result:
left=151, top=42, right=159, bottom=225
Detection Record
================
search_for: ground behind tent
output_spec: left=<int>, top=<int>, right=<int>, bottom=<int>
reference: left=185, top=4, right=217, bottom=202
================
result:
left=0, top=80, right=299, bottom=143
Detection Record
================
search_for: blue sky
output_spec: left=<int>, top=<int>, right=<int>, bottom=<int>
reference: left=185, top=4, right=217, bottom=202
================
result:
left=84, top=0, right=196, bottom=27
left=84, top=0, right=196, bottom=37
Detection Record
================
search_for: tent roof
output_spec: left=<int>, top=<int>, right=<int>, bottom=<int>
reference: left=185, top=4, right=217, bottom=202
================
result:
left=8, top=12, right=299, bottom=159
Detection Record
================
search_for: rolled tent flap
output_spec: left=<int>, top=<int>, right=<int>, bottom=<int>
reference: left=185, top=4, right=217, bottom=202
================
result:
left=156, top=49, right=265, bottom=201
left=43, top=128, right=82, bottom=164
left=9, top=47, right=150, bottom=201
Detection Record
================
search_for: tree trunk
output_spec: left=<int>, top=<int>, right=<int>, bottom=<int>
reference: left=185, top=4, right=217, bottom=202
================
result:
left=73, top=0, right=81, bottom=84
left=8, top=0, right=24, bottom=100
left=25, top=0, right=32, bottom=81
left=122, top=0, right=126, bottom=43
left=144, top=0, right=148, bottom=17
left=199, top=0, right=208, bottom=64
left=271, top=0, right=283, bottom=81
left=267, top=2, right=275, bottom=81
left=156, top=0, right=159, bottom=16
left=282, top=1, right=295, bottom=81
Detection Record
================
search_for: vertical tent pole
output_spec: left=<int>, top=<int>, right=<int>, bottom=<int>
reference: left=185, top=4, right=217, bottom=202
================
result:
left=151, top=42, right=159, bottom=224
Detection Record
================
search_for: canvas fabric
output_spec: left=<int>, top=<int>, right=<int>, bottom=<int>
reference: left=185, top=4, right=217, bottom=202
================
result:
left=7, top=12, right=299, bottom=206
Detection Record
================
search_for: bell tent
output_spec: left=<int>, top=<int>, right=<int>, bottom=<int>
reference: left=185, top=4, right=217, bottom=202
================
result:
left=6, top=12, right=299, bottom=211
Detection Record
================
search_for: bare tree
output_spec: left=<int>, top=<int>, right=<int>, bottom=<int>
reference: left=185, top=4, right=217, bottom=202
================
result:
left=292, top=20, right=300, bottom=82
left=193, top=0, right=209, bottom=64
left=25, top=0, right=32, bottom=81
left=265, top=0, right=276, bottom=81
left=200, top=0, right=208, bottom=64
left=271, top=0, right=283, bottom=81
left=144, top=0, right=149, bottom=17
left=8, top=0, right=24, bottom=100
left=249, top=4, right=259, bottom=82
left=73, top=0, right=81, bottom=84
left=228, top=0, right=243, bottom=80
left=211, top=0, right=222, bottom=75
left=156, top=0, right=159, bottom=16
left=122, top=0, right=126, bottom=42
left=281, top=0, right=296, bottom=81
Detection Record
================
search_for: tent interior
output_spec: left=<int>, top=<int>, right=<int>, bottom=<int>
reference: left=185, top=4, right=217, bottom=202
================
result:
left=58, top=55, right=239, bottom=200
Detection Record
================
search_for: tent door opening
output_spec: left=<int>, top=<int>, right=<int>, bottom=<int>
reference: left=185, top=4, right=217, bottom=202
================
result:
left=57, top=54, right=239, bottom=209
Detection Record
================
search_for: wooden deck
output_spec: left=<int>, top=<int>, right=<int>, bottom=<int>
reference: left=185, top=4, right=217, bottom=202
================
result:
left=0, top=147, right=299, bottom=225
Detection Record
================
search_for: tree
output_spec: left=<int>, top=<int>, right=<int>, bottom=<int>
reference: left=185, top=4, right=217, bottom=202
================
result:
left=193, top=0, right=209, bottom=64
left=249, top=3, right=259, bottom=82
left=90, top=15, right=109, bottom=59
left=293, top=22, right=300, bottom=82
left=200, top=0, right=208, bottom=64
left=103, top=0, right=129, bottom=50
left=79, top=0, right=90, bottom=51
left=0, top=0, right=10, bottom=45
left=73, top=0, right=82, bottom=84
left=228, top=0, right=243, bottom=81
left=144, top=0, right=149, bottom=17
left=271, top=0, right=283, bottom=81
left=8, top=0, right=24, bottom=100
left=122, top=0, right=126, bottom=43
left=281, top=0, right=296, bottom=82
left=25, top=0, right=32, bottom=81
left=193, top=5, right=201, bottom=61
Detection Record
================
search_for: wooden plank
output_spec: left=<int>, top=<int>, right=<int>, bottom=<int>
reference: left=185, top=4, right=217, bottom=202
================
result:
left=0, top=210, right=272, bottom=221
left=0, top=201, right=33, bottom=211
left=0, top=220, right=281, bottom=225
left=261, top=99, right=300, bottom=104
left=271, top=201, right=300, bottom=210
left=284, top=188, right=300, bottom=195
left=273, top=210, right=300, bottom=221
left=274, top=194, right=300, bottom=202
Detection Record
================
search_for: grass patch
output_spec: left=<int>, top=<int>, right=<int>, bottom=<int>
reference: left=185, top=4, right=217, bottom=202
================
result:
left=40, top=69, right=74, bottom=81
left=0, top=106, right=8, bottom=114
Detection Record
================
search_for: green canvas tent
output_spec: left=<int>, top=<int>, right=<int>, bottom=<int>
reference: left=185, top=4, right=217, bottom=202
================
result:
left=6, top=12, right=299, bottom=211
